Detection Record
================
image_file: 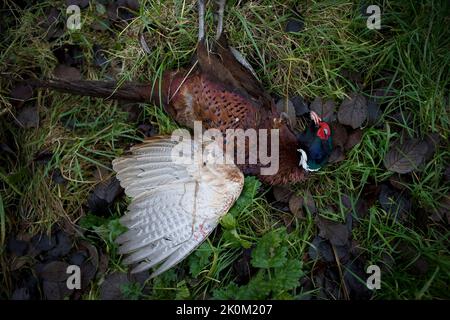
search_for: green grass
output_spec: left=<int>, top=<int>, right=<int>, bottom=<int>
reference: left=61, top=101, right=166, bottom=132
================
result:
left=0, top=0, right=449, bottom=299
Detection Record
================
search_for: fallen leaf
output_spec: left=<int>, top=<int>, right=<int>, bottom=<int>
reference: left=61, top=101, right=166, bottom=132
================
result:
left=341, top=69, right=363, bottom=88
left=120, top=102, right=141, bottom=122
left=303, top=190, right=317, bottom=215
left=366, top=99, right=381, bottom=126
left=309, top=236, right=334, bottom=263
left=276, top=98, right=296, bottom=127
left=315, top=216, right=350, bottom=246
left=272, top=185, right=293, bottom=203
left=33, top=150, right=53, bottom=165
left=343, top=259, right=372, bottom=299
left=50, top=169, right=66, bottom=185
left=290, top=95, right=309, bottom=116
left=384, top=138, right=428, bottom=174
left=10, top=84, right=33, bottom=104
left=31, top=233, right=56, bottom=252
left=338, top=93, right=367, bottom=129
left=328, top=147, right=345, bottom=163
left=310, top=97, right=335, bottom=122
left=344, top=129, right=363, bottom=151
left=340, top=194, right=369, bottom=220
left=379, top=184, right=411, bottom=222
left=285, top=18, right=304, bottom=33
left=288, top=194, right=304, bottom=219
left=79, top=240, right=99, bottom=270
left=100, top=272, right=129, bottom=300
left=43, top=280, right=72, bottom=300
left=68, top=250, right=88, bottom=266
left=331, top=122, right=348, bottom=149
left=53, top=64, right=82, bottom=81
left=16, top=104, right=39, bottom=128
left=47, top=230, right=72, bottom=258
left=81, top=261, right=97, bottom=290
left=38, top=261, right=70, bottom=282
left=87, top=176, right=123, bottom=214
left=129, top=270, right=151, bottom=287
left=7, top=238, right=29, bottom=256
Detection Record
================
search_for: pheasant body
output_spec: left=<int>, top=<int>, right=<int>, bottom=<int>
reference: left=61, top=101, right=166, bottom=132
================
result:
left=157, top=39, right=306, bottom=185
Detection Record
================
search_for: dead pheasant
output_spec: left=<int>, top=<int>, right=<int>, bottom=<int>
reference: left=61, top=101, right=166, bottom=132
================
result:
left=31, top=0, right=333, bottom=277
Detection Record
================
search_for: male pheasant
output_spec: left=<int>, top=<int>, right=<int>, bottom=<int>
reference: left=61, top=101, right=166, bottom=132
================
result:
left=31, top=0, right=333, bottom=277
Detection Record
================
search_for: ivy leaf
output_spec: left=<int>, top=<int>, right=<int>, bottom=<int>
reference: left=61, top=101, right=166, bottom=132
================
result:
left=251, top=228, right=288, bottom=268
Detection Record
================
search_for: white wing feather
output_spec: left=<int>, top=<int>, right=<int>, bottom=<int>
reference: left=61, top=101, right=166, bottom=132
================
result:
left=112, top=136, right=244, bottom=278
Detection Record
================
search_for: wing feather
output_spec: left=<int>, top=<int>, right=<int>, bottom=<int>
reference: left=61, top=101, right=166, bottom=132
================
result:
left=112, top=136, right=244, bottom=277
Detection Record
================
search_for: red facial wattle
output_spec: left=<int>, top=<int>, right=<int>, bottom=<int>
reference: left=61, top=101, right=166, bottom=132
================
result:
left=317, top=122, right=331, bottom=140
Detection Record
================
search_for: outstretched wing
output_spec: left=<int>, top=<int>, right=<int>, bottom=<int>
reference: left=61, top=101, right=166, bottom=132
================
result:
left=112, top=136, right=244, bottom=278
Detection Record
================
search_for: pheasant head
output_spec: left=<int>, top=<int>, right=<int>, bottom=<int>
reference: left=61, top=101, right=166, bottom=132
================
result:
left=297, top=111, right=333, bottom=172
